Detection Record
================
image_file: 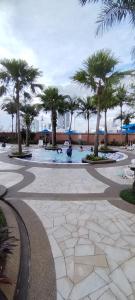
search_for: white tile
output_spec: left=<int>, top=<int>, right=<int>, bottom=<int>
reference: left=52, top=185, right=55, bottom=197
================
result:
left=104, top=245, right=130, bottom=264
left=65, top=238, right=78, bottom=248
left=57, top=292, right=64, bottom=300
left=57, top=277, right=73, bottom=299
left=95, top=267, right=110, bottom=283
left=65, top=256, right=74, bottom=282
left=98, top=289, right=116, bottom=300
left=110, top=267, right=133, bottom=296
left=75, top=245, right=95, bottom=256
left=70, top=272, right=106, bottom=300
left=64, top=248, right=74, bottom=257
left=78, top=238, right=92, bottom=245
left=48, top=235, right=62, bottom=258
left=109, top=282, right=127, bottom=300
left=55, top=257, right=66, bottom=279
left=53, top=227, right=70, bottom=239
left=54, top=216, right=66, bottom=226
left=90, top=285, right=109, bottom=300
left=122, top=257, right=135, bottom=282
left=78, top=227, right=89, bottom=236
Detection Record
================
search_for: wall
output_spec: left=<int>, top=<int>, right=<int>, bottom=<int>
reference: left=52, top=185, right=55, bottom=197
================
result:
left=34, top=132, right=135, bottom=145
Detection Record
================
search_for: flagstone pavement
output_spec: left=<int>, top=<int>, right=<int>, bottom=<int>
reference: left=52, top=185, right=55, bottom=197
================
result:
left=0, top=150, right=135, bottom=299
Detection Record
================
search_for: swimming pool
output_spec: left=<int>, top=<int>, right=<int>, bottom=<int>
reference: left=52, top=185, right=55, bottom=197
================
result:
left=24, top=147, right=126, bottom=163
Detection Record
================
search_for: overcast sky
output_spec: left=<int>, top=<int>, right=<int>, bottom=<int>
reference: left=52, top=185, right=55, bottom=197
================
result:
left=0, top=0, right=135, bottom=131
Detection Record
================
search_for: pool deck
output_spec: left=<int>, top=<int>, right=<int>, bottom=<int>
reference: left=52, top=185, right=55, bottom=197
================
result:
left=0, top=147, right=135, bottom=300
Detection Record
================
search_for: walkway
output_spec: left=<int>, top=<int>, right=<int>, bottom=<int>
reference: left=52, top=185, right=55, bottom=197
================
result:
left=0, top=148, right=135, bottom=299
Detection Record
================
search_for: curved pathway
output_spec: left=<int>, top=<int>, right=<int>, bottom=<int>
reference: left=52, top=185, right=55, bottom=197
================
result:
left=0, top=148, right=135, bottom=299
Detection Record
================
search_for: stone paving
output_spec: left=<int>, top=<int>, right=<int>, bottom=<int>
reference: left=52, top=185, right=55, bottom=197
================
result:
left=0, top=149, right=135, bottom=299
left=96, top=165, right=133, bottom=185
left=0, top=172, right=23, bottom=188
left=20, top=168, right=109, bottom=194
left=23, top=199, right=135, bottom=300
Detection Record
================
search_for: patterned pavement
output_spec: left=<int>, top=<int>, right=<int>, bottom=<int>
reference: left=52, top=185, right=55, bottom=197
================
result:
left=0, top=148, right=135, bottom=299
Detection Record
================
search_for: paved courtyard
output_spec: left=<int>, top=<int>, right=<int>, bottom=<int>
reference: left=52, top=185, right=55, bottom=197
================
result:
left=0, top=149, right=135, bottom=299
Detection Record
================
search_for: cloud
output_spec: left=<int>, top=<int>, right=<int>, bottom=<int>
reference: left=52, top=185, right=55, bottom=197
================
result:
left=0, top=0, right=135, bottom=131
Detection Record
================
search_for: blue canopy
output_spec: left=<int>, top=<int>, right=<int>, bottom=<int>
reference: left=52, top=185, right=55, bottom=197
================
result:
left=41, top=128, right=51, bottom=133
left=64, top=129, right=79, bottom=135
left=122, top=124, right=135, bottom=133
left=98, top=130, right=104, bottom=134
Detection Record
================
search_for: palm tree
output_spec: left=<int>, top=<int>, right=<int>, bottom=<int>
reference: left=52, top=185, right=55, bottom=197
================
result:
left=78, top=96, right=96, bottom=144
left=0, top=59, right=42, bottom=154
left=73, top=49, right=120, bottom=156
left=79, top=0, right=135, bottom=34
left=116, top=85, right=128, bottom=132
left=1, top=101, right=17, bottom=133
left=21, top=104, right=39, bottom=146
left=99, top=84, right=118, bottom=147
left=66, top=97, right=79, bottom=130
left=38, top=87, right=68, bottom=147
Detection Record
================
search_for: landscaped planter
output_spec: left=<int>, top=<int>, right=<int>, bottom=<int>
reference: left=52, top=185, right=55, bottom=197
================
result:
left=82, top=158, right=116, bottom=164
left=8, top=152, right=32, bottom=159
left=99, top=149, right=117, bottom=154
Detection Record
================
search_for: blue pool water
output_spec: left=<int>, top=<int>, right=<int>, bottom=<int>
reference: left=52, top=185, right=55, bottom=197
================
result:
left=25, top=148, right=125, bottom=163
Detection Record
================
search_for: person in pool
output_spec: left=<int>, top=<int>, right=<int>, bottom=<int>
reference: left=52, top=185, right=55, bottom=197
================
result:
left=66, top=145, right=72, bottom=157
left=57, top=148, right=63, bottom=154
left=80, top=146, right=83, bottom=152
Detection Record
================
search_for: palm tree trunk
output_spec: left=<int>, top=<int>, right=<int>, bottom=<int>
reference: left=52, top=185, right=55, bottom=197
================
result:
left=16, top=85, right=22, bottom=154
left=15, top=113, right=17, bottom=136
left=69, top=113, right=73, bottom=130
left=26, top=126, right=29, bottom=147
left=51, top=110, right=57, bottom=146
left=125, top=132, right=128, bottom=145
left=120, top=102, right=123, bottom=132
left=104, top=109, right=108, bottom=148
left=94, top=105, right=100, bottom=157
left=11, top=114, right=14, bottom=133
left=87, top=115, right=90, bottom=145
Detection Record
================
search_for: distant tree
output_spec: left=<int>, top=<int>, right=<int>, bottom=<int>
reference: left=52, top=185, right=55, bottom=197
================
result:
left=115, top=85, right=129, bottom=132
left=66, top=97, right=79, bottom=130
left=21, top=104, right=39, bottom=146
left=99, top=85, right=118, bottom=148
left=77, top=96, right=96, bottom=144
left=38, top=87, right=68, bottom=146
left=1, top=101, right=17, bottom=133
left=0, top=59, right=42, bottom=154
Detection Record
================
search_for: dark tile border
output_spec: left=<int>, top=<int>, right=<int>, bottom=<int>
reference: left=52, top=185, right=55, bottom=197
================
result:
left=4, top=198, right=56, bottom=300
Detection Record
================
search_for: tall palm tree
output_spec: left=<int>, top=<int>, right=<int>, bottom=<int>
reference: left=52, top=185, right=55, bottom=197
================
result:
left=99, top=84, right=118, bottom=147
left=116, top=85, right=128, bottom=132
left=66, top=97, right=79, bottom=130
left=79, top=0, right=135, bottom=34
left=73, top=49, right=120, bottom=156
left=0, top=59, right=42, bottom=154
left=21, top=104, right=39, bottom=146
left=38, top=87, right=68, bottom=146
left=1, top=101, right=17, bottom=133
left=78, top=96, right=96, bottom=144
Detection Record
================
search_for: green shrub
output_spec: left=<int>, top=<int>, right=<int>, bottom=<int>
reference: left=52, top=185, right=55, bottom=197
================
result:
left=120, top=189, right=135, bottom=204
left=86, top=154, right=107, bottom=161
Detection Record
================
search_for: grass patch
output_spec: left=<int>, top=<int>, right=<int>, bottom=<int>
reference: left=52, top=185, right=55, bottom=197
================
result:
left=120, top=189, right=135, bottom=204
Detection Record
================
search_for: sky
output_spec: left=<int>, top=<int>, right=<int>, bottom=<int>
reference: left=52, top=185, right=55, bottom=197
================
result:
left=0, top=0, right=135, bottom=132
